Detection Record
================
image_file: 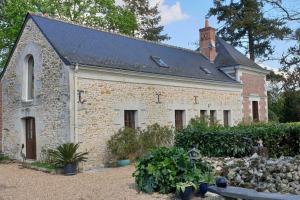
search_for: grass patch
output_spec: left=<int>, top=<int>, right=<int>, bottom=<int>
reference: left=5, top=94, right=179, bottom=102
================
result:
left=31, top=162, right=57, bottom=171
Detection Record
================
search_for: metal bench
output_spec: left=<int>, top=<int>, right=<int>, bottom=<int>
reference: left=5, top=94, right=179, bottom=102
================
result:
left=208, top=185, right=300, bottom=200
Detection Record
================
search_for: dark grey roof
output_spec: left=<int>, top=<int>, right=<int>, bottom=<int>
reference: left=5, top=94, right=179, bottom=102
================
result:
left=215, top=37, right=263, bottom=69
left=30, top=14, right=238, bottom=84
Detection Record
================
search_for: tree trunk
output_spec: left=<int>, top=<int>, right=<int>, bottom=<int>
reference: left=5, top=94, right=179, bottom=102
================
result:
left=248, top=29, right=255, bottom=61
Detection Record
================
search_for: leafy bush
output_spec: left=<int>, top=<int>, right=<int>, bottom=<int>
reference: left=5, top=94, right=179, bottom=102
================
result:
left=138, top=123, right=174, bottom=155
left=49, top=143, right=88, bottom=166
left=107, top=124, right=174, bottom=160
left=107, top=127, right=139, bottom=160
left=133, top=147, right=211, bottom=194
left=175, top=118, right=300, bottom=158
left=0, top=153, right=10, bottom=162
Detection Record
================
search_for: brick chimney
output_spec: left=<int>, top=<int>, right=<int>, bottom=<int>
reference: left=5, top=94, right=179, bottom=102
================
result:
left=199, top=19, right=217, bottom=62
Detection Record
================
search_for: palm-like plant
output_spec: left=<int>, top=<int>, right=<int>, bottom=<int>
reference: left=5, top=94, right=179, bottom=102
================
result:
left=49, top=143, right=88, bottom=166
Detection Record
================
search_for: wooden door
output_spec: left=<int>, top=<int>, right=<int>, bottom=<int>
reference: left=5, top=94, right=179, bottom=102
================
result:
left=25, top=118, right=36, bottom=160
left=175, top=110, right=184, bottom=130
left=252, top=101, right=259, bottom=122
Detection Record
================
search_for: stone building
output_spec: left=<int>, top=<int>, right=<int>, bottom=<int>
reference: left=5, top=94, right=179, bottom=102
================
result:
left=0, top=13, right=269, bottom=169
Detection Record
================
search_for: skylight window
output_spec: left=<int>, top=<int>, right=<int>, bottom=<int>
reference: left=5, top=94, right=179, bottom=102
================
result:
left=200, top=66, right=212, bottom=74
left=151, top=56, right=168, bottom=68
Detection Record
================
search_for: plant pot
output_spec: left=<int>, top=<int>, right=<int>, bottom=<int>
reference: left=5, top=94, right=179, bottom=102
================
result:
left=216, top=177, right=227, bottom=188
left=63, top=163, right=77, bottom=175
left=196, top=183, right=208, bottom=197
left=117, top=159, right=130, bottom=167
left=179, top=186, right=194, bottom=200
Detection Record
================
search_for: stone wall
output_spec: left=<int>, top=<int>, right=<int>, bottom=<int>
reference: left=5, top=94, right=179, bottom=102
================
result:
left=240, top=72, right=268, bottom=122
left=2, top=19, right=70, bottom=159
left=75, top=70, right=243, bottom=169
left=207, top=155, right=300, bottom=194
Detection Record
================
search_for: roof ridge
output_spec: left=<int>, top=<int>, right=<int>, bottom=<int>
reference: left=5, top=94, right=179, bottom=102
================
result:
left=29, top=12, right=206, bottom=57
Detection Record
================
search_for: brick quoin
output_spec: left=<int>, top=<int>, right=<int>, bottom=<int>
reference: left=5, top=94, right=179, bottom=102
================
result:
left=240, top=73, right=267, bottom=122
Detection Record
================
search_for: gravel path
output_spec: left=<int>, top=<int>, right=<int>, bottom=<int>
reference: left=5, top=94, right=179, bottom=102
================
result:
left=0, top=163, right=168, bottom=200
left=0, top=163, right=223, bottom=200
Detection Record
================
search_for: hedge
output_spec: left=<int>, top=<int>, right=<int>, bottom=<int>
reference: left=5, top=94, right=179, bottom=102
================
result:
left=175, top=120, right=300, bottom=158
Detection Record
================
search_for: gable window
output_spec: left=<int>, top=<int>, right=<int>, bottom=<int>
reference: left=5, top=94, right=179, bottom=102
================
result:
left=24, top=55, right=34, bottom=100
left=252, top=101, right=259, bottom=122
left=175, top=110, right=185, bottom=131
left=210, top=110, right=217, bottom=125
left=124, top=110, right=137, bottom=129
left=223, top=110, right=230, bottom=127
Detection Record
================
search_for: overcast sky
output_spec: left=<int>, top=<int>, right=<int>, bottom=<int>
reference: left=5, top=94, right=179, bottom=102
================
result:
left=138, top=0, right=299, bottom=71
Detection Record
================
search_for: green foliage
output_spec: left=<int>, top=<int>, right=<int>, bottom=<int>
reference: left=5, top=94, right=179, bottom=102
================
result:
left=282, top=90, right=300, bottom=122
left=200, top=172, right=215, bottom=184
left=133, top=147, right=211, bottom=194
left=0, top=0, right=137, bottom=67
left=208, top=0, right=291, bottom=61
left=49, top=143, right=88, bottom=166
left=138, top=123, right=174, bottom=155
left=0, top=154, right=10, bottom=162
left=123, top=0, right=169, bottom=42
left=176, top=182, right=197, bottom=193
left=107, top=127, right=139, bottom=160
left=175, top=118, right=300, bottom=158
left=107, top=124, right=174, bottom=160
left=31, top=161, right=57, bottom=171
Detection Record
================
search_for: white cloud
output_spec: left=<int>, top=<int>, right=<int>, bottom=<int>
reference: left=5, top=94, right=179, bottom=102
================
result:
left=157, top=0, right=189, bottom=25
left=116, top=0, right=189, bottom=25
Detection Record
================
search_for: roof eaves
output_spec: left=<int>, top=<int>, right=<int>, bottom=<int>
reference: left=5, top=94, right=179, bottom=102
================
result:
left=74, top=62, right=242, bottom=86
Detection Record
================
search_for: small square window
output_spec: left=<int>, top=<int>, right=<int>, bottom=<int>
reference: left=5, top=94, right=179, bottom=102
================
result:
left=151, top=56, right=168, bottom=68
left=200, top=66, right=211, bottom=74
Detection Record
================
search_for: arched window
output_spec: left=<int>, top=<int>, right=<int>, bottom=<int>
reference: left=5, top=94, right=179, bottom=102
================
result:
left=26, top=55, right=34, bottom=100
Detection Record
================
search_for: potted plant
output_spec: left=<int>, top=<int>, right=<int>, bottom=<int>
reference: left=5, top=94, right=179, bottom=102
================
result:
left=196, top=172, right=215, bottom=197
left=176, top=182, right=196, bottom=200
left=107, top=128, right=139, bottom=167
left=49, top=143, right=88, bottom=175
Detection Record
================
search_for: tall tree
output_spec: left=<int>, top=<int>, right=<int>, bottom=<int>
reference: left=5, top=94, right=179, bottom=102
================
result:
left=0, top=0, right=137, bottom=68
left=208, top=0, right=291, bottom=61
left=123, top=0, right=169, bottom=42
left=265, top=0, right=300, bottom=90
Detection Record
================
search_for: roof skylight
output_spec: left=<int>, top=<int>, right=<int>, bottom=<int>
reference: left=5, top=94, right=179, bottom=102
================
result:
left=151, top=56, right=168, bottom=68
left=200, top=66, right=212, bottom=74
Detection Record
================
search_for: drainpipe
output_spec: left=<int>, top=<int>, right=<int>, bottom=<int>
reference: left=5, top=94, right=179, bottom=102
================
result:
left=74, top=63, right=79, bottom=143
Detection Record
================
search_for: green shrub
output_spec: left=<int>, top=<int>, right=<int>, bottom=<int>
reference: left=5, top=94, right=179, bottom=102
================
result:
left=107, top=124, right=174, bottom=160
left=0, top=154, right=10, bottom=162
left=133, top=147, right=211, bottom=194
left=138, top=123, right=174, bottom=155
left=175, top=118, right=300, bottom=158
left=107, top=127, right=139, bottom=160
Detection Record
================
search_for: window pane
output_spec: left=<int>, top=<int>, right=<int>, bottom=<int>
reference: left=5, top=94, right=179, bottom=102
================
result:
left=210, top=110, right=216, bottom=125
left=223, top=110, right=230, bottom=127
left=124, top=110, right=136, bottom=129
left=27, top=56, right=34, bottom=100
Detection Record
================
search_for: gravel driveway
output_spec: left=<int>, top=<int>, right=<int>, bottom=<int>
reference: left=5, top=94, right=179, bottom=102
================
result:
left=0, top=163, right=168, bottom=200
left=0, top=163, right=223, bottom=200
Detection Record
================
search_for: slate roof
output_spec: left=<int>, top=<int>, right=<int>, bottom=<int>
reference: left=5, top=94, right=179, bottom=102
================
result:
left=1, top=13, right=265, bottom=83
left=29, top=14, right=239, bottom=84
left=215, top=37, right=263, bottom=69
